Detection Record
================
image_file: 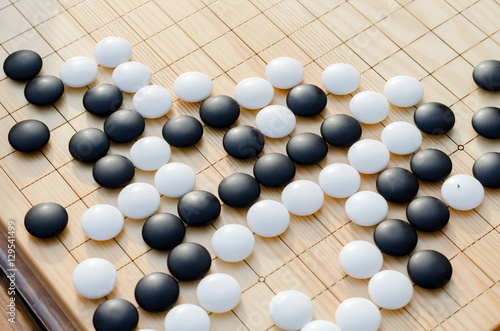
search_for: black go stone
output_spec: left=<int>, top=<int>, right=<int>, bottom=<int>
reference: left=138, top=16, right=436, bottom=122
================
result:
left=218, top=173, right=261, bottom=208
left=93, top=298, right=138, bottom=331
left=162, top=115, right=203, bottom=148
left=92, top=154, right=135, bottom=189
left=104, top=109, right=145, bottom=143
left=473, top=152, right=500, bottom=189
left=253, top=153, right=296, bottom=187
left=414, top=102, right=455, bottom=135
left=177, top=190, right=221, bottom=226
left=472, top=59, right=500, bottom=92
left=407, top=250, right=452, bottom=289
left=321, top=114, right=362, bottom=147
left=410, top=149, right=452, bottom=182
left=167, top=242, right=211, bottom=282
left=24, top=75, right=64, bottom=106
left=286, top=84, right=327, bottom=117
left=142, top=213, right=186, bottom=250
left=3, top=50, right=42, bottom=81
left=83, top=84, right=123, bottom=117
left=134, top=272, right=179, bottom=312
left=472, top=107, right=500, bottom=139
left=286, top=132, right=328, bottom=166
left=406, top=196, right=450, bottom=232
left=200, top=95, right=240, bottom=128
left=376, top=167, right=419, bottom=203
left=223, top=125, right=264, bottom=159
left=24, top=202, right=68, bottom=238
left=69, top=128, right=110, bottom=163
left=8, top=119, right=50, bottom=152
left=373, top=219, right=418, bottom=256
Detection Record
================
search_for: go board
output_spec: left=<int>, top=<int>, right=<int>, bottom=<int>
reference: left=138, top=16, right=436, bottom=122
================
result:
left=0, top=0, right=499, bottom=330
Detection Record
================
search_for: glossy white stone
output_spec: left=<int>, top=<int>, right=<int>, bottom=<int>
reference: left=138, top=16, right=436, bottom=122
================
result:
left=441, top=174, right=485, bottom=211
left=318, top=163, right=361, bottom=198
left=130, top=137, right=171, bottom=171
left=72, top=258, right=116, bottom=299
left=133, top=85, right=173, bottom=118
left=348, top=139, right=390, bottom=174
left=368, top=270, right=413, bottom=309
left=269, top=290, right=314, bottom=331
left=265, top=57, right=304, bottom=89
left=81, top=204, right=124, bottom=241
left=349, top=91, right=389, bottom=124
left=381, top=121, right=422, bottom=155
left=234, top=77, right=274, bottom=109
left=154, top=162, right=196, bottom=198
left=247, top=200, right=290, bottom=237
left=281, top=180, right=324, bottom=216
left=322, top=63, right=360, bottom=95
left=345, top=191, right=388, bottom=226
left=164, top=304, right=210, bottom=331
left=335, top=297, right=381, bottom=331
left=112, top=61, right=151, bottom=93
left=173, top=72, right=213, bottom=102
left=94, top=36, right=132, bottom=68
left=211, top=224, right=255, bottom=262
left=59, top=57, right=98, bottom=88
left=255, top=105, right=296, bottom=138
left=339, top=241, right=383, bottom=279
left=301, top=320, right=341, bottom=331
left=196, top=273, right=241, bottom=313
left=384, top=75, right=424, bottom=107
left=117, top=182, right=160, bottom=219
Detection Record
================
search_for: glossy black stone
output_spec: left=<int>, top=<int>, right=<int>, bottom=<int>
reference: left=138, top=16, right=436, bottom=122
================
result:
left=321, top=114, right=362, bottom=147
left=473, top=152, right=500, bottom=189
left=177, top=190, right=221, bottom=226
left=223, top=125, right=265, bottom=159
left=218, top=173, right=261, bottom=208
left=3, top=50, right=42, bottom=81
left=376, top=167, right=419, bottom=203
left=406, top=196, right=450, bottom=232
left=92, top=154, right=134, bottom=189
left=414, top=102, right=455, bottom=135
left=167, top=242, right=211, bottom=281
left=8, top=119, right=50, bottom=152
left=253, top=153, right=296, bottom=187
left=472, top=59, right=500, bottom=91
left=142, top=213, right=186, bottom=250
left=104, top=109, right=145, bottom=143
left=410, top=149, right=452, bottom=182
left=162, top=115, right=203, bottom=148
left=83, top=84, right=123, bottom=116
left=286, top=84, right=327, bottom=117
left=374, top=219, right=418, bottom=256
left=24, top=75, right=64, bottom=106
left=93, top=298, right=138, bottom=331
left=134, top=272, right=179, bottom=312
left=407, top=250, right=452, bottom=289
left=24, top=202, right=68, bottom=238
left=286, top=132, right=328, bottom=166
left=69, top=128, right=110, bottom=163
left=199, top=95, right=240, bottom=128
left=472, top=107, right=500, bottom=139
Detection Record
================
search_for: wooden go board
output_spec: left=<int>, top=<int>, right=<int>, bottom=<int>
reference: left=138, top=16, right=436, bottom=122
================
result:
left=0, top=0, right=499, bottom=330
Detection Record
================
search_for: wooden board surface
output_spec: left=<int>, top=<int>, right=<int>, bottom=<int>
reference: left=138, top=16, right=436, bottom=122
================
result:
left=1, top=0, right=499, bottom=330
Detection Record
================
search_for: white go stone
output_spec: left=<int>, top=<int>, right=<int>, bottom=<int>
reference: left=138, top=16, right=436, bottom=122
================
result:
left=94, top=36, right=132, bottom=68
left=348, top=139, right=390, bottom=174
left=345, top=191, right=388, bottom=226
left=384, top=75, right=424, bottom=107
left=368, top=270, right=413, bottom=310
left=247, top=200, right=290, bottom=237
left=211, top=224, right=255, bottom=262
left=281, top=180, right=324, bottom=216
left=381, top=121, right=422, bottom=155
left=322, top=63, right=360, bottom=95
left=196, top=273, right=241, bottom=313
left=335, top=297, right=382, bottom=331
left=112, top=61, right=151, bottom=93
left=349, top=91, right=389, bottom=124
left=173, top=72, right=213, bottom=102
left=117, top=182, right=160, bottom=219
left=339, top=241, right=383, bottom=279
left=441, top=174, right=485, bottom=211
left=269, top=290, right=314, bottom=331
left=301, top=320, right=341, bottom=331
left=318, top=163, right=361, bottom=198
left=255, top=105, right=296, bottom=138
left=59, top=57, right=98, bottom=88
left=81, top=204, right=124, bottom=241
left=154, top=162, right=196, bottom=198
left=164, top=304, right=210, bottom=331
left=130, top=137, right=171, bottom=171
left=234, top=77, right=274, bottom=109
left=72, top=258, right=117, bottom=299
left=133, top=85, right=173, bottom=118
left=265, top=57, right=304, bottom=89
